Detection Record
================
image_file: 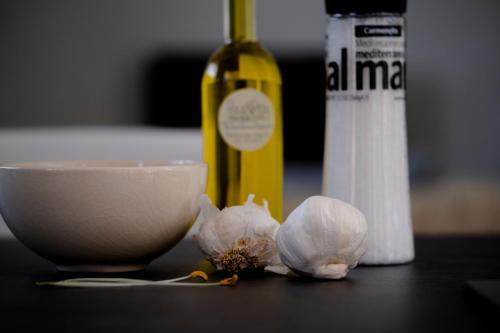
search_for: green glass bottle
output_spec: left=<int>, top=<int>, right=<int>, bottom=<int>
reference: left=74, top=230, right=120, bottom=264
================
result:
left=201, top=0, right=283, bottom=221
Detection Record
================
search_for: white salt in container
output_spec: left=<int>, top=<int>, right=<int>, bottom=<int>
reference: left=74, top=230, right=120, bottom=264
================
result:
left=322, top=0, right=414, bottom=264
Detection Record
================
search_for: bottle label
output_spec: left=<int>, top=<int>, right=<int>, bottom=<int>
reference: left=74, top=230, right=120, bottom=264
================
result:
left=218, top=88, right=275, bottom=151
left=325, top=16, right=406, bottom=99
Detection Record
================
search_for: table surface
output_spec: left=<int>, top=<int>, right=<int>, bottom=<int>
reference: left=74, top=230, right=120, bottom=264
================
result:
left=1, top=237, right=499, bottom=333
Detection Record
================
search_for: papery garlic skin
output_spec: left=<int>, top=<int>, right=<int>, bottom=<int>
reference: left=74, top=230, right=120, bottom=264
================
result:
left=276, top=196, right=368, bottom=279
left=196, top=194, right=284, bottom=273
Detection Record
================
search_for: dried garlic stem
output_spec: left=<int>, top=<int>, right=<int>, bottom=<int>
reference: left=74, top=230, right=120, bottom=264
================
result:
left=36, top=271, right=236, bottom=288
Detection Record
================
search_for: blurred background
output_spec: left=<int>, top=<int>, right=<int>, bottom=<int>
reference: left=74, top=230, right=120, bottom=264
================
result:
left=0, top=0, right=499, bottom=236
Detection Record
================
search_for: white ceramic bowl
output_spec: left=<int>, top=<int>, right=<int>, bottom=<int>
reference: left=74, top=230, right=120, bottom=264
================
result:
left=0, top=160, right=207, bottom=272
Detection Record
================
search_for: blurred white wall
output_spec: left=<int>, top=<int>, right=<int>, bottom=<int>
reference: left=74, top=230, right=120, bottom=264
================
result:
left=0, top=0, right=499, bottom=178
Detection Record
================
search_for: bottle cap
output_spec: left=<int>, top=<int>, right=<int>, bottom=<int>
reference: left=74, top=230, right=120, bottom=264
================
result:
left=325, top=0, right=407, bottom=15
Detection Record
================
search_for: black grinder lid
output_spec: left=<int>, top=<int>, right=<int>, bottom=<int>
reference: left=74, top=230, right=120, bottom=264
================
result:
left=325, top=0, right=407, bottom=15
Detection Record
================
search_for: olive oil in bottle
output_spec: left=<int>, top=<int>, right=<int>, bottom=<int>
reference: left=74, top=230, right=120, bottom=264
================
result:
left=202, top=0, right=283, bottom=221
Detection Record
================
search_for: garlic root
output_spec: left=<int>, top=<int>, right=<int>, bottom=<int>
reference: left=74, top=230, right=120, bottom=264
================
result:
left=312, top=264, right=349, bottom=279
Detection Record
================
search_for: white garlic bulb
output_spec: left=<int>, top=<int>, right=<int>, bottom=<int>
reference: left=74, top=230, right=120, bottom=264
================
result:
left=276, top=196, right=368, bottom=279
left=195, top=194, right=285, bottom=274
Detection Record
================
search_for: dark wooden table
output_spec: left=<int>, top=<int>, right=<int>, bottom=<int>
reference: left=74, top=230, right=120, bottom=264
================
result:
left=1, top=237, right=499, bottom=333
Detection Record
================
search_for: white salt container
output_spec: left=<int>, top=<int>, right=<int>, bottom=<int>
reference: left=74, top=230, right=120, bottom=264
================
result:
left=322, top=0, right=414, bottom=264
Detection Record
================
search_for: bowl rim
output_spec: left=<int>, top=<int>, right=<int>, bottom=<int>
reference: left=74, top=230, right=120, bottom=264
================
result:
left=0, top=160, right=206, bottom=171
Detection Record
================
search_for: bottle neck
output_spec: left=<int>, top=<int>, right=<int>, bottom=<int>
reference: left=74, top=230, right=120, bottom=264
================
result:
left=224, top=0, right=257, bottom=43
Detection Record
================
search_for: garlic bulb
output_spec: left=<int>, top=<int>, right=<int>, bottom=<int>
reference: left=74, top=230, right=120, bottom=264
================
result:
left=195, top=194, right=284, bottom=274
left=276, top=196, right=368, bottom=279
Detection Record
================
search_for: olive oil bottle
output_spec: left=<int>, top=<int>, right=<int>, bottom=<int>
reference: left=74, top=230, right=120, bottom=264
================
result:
left=202, top=0, right=283, bottom=221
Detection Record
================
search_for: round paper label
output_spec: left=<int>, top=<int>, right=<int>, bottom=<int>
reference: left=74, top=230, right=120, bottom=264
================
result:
left=218, top=88, right=275, bottom=151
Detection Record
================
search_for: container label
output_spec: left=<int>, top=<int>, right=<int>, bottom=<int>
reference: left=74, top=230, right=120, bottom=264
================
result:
left=326, top=17, right=406, bottom=100
left=218, top=88, right=275, bottom=151
left=355, top=25, right=402, bottom=38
